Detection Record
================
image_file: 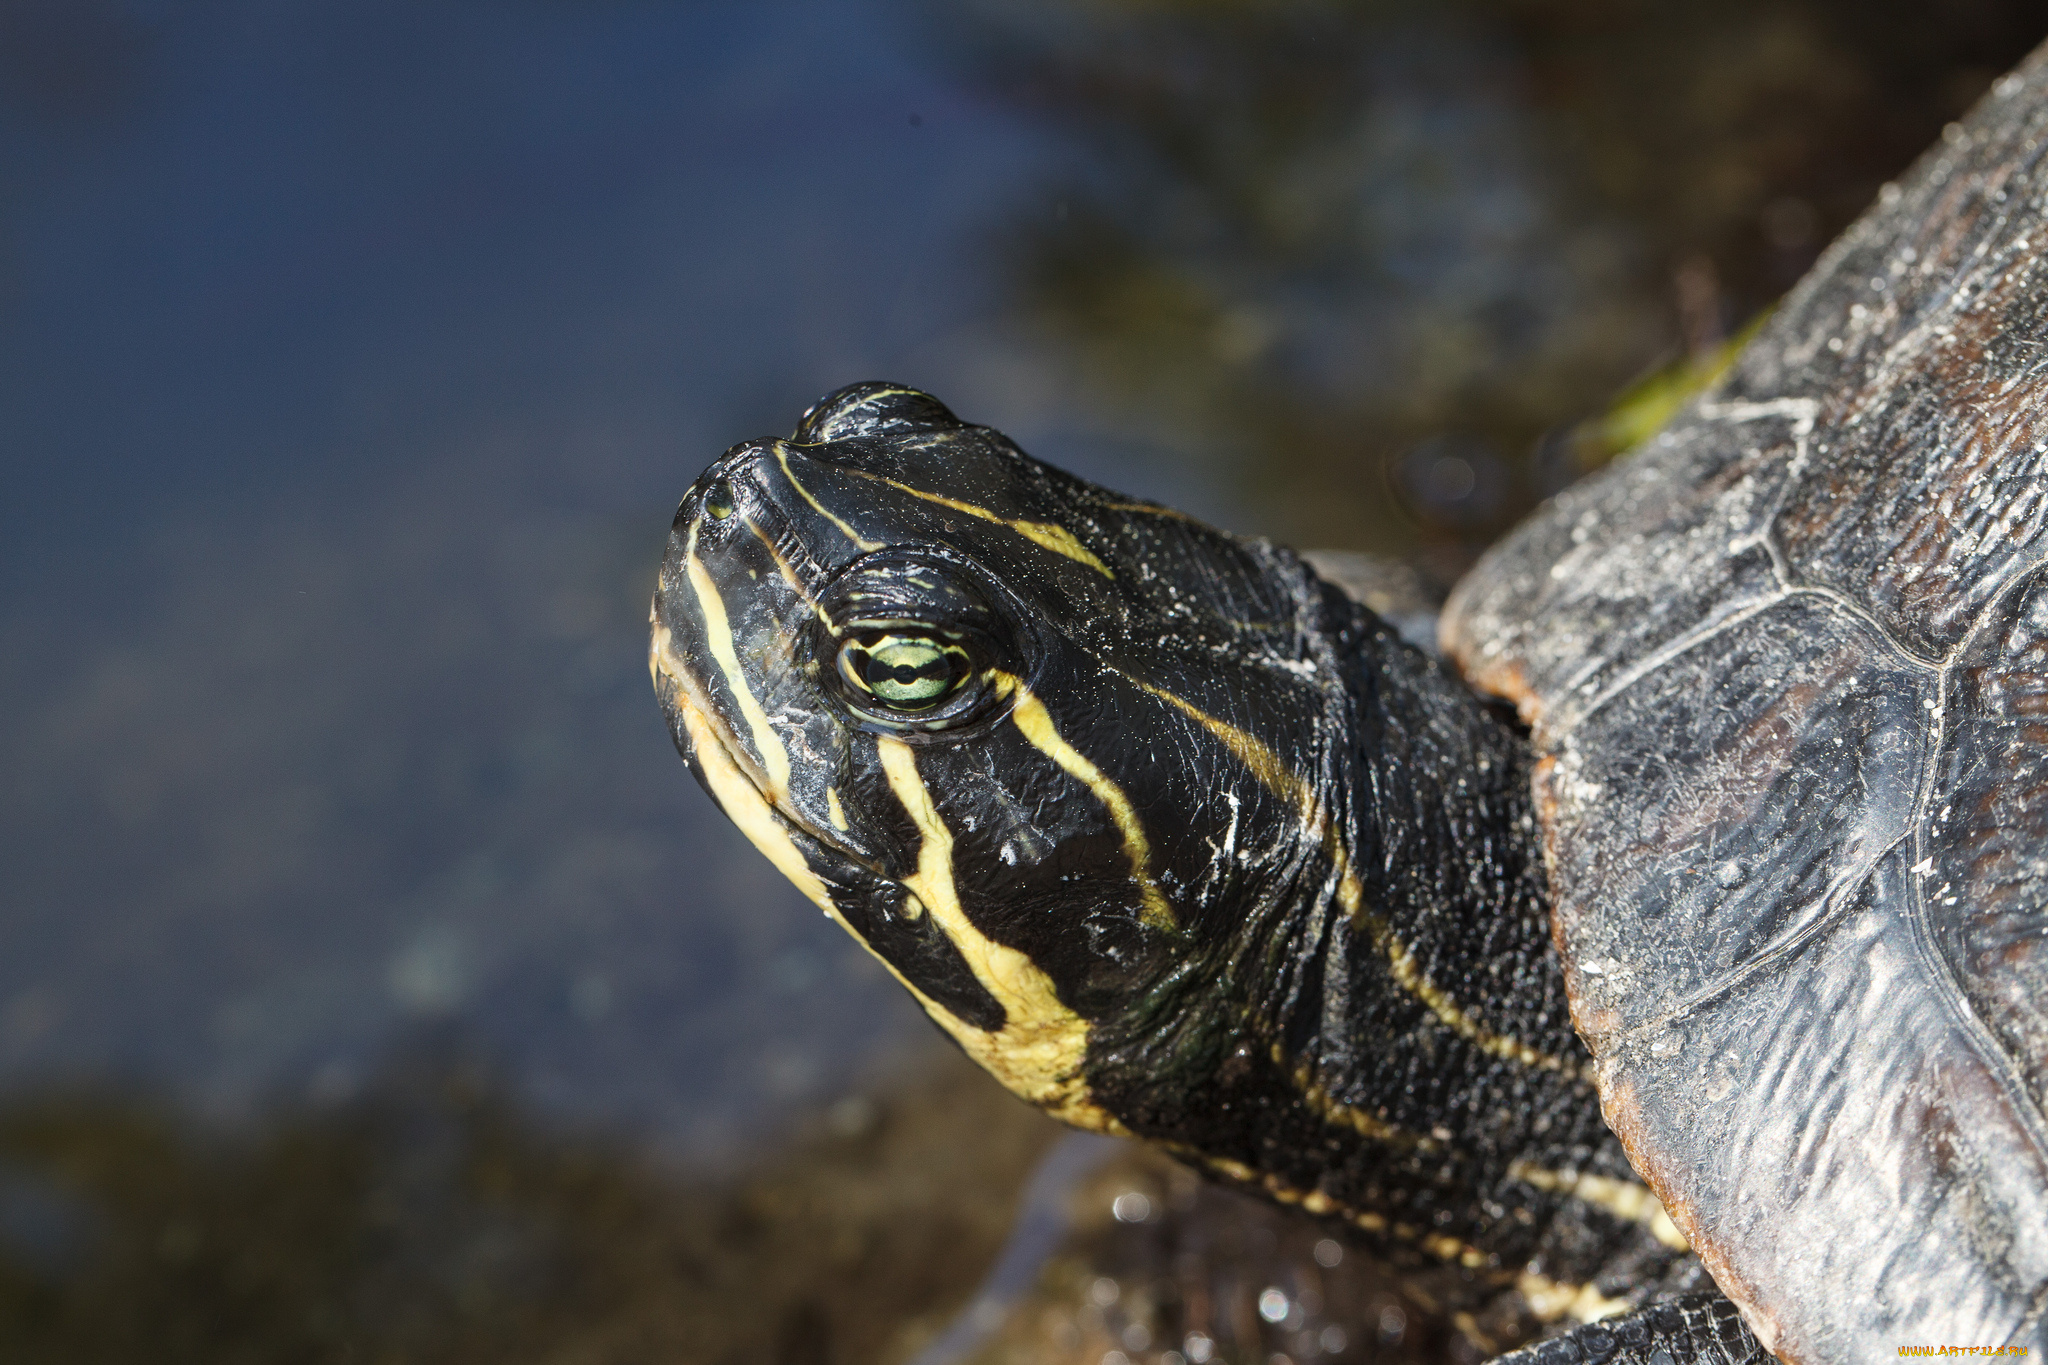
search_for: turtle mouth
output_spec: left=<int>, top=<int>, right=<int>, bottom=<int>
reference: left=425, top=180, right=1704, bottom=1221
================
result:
left=649, top=621, right=866, bottom=869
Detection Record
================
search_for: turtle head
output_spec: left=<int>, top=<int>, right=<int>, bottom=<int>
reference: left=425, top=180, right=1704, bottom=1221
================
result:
left=650, top=383, right=1339, bottom=1127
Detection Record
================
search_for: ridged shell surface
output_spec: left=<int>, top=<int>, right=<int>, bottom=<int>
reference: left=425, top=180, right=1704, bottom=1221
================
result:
left=1444, top=39, right=2048, bottom=1365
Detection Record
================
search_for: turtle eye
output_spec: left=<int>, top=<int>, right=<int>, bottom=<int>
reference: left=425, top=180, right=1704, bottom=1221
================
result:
left=838, top=633, right=971, bottom=711
left=816, top=550, right=1015, bottom=733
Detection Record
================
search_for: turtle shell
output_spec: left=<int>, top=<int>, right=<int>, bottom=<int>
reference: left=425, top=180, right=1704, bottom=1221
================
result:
left=1444, top=42, right=2048, bottom=1363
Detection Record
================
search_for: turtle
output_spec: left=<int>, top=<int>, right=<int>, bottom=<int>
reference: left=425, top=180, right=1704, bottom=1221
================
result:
left=647, top=46, right=2048, bottom=1365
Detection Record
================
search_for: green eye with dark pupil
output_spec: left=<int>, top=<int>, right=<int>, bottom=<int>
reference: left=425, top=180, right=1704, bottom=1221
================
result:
left=840, top=634, right=971, bottom=710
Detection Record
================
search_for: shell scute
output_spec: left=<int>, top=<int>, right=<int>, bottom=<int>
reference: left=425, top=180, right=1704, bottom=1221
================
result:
left=1602, top=850, right=2048, bottom=1361
left=1446, top=412, right=1796, bottom=741
left=1770, top=330, right=2048, bottom=661
left=1544, top=596, right=1929, bottom=1049
left=1932, top=563, right=2048, bottom=1115
left=1445, top=39, right=2048, bottom=1360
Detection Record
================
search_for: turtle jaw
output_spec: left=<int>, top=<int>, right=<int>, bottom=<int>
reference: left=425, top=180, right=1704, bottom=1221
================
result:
left=647, top=612, right=874, bottom=884
left=652, top=614, right=1131, bottom=1132
left=652, top=443, right=904, bottom=873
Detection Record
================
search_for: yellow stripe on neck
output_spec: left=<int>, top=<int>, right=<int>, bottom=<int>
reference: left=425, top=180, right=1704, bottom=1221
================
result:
left=1120, top=670, right=1579, bottom=1077
left=1196, top=1153, right=1630, bottom=1326
left=1507, top=1161, right=1689, bottom=1250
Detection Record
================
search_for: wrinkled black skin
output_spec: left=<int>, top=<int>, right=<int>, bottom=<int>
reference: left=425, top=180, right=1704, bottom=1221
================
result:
left=654, top=384, right=1748, bottom=1361
left=1084, top=574, right=1602, bottom=1231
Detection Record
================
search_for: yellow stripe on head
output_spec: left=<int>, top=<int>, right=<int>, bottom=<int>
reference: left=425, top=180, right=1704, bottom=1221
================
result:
left=996, top=673, right=1177, bottom=932
left=683, top=519, right=792, bottom=796
left=844, top=470, right=1115, bottom=578
left=740, top=514, right=842, bottom=635
left=774, top=444, right=883, bottom=553
left=874, top=736, right=1119, bottom=1131
left=664, top=640, right=1116, bottom=1132
left=672, top=689, right=834, bottom=916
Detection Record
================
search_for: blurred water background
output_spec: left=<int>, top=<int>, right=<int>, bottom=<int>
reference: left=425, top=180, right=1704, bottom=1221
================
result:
left=0, top=2, right=2040, bottom=1360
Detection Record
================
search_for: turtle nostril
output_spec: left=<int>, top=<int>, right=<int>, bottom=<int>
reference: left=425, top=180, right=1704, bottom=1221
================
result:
left=703, top=479, right=735, bottom=520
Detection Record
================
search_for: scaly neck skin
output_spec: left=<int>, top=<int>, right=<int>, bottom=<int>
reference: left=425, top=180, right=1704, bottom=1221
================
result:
left=1087, top=574, right=1648, bottom=1284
